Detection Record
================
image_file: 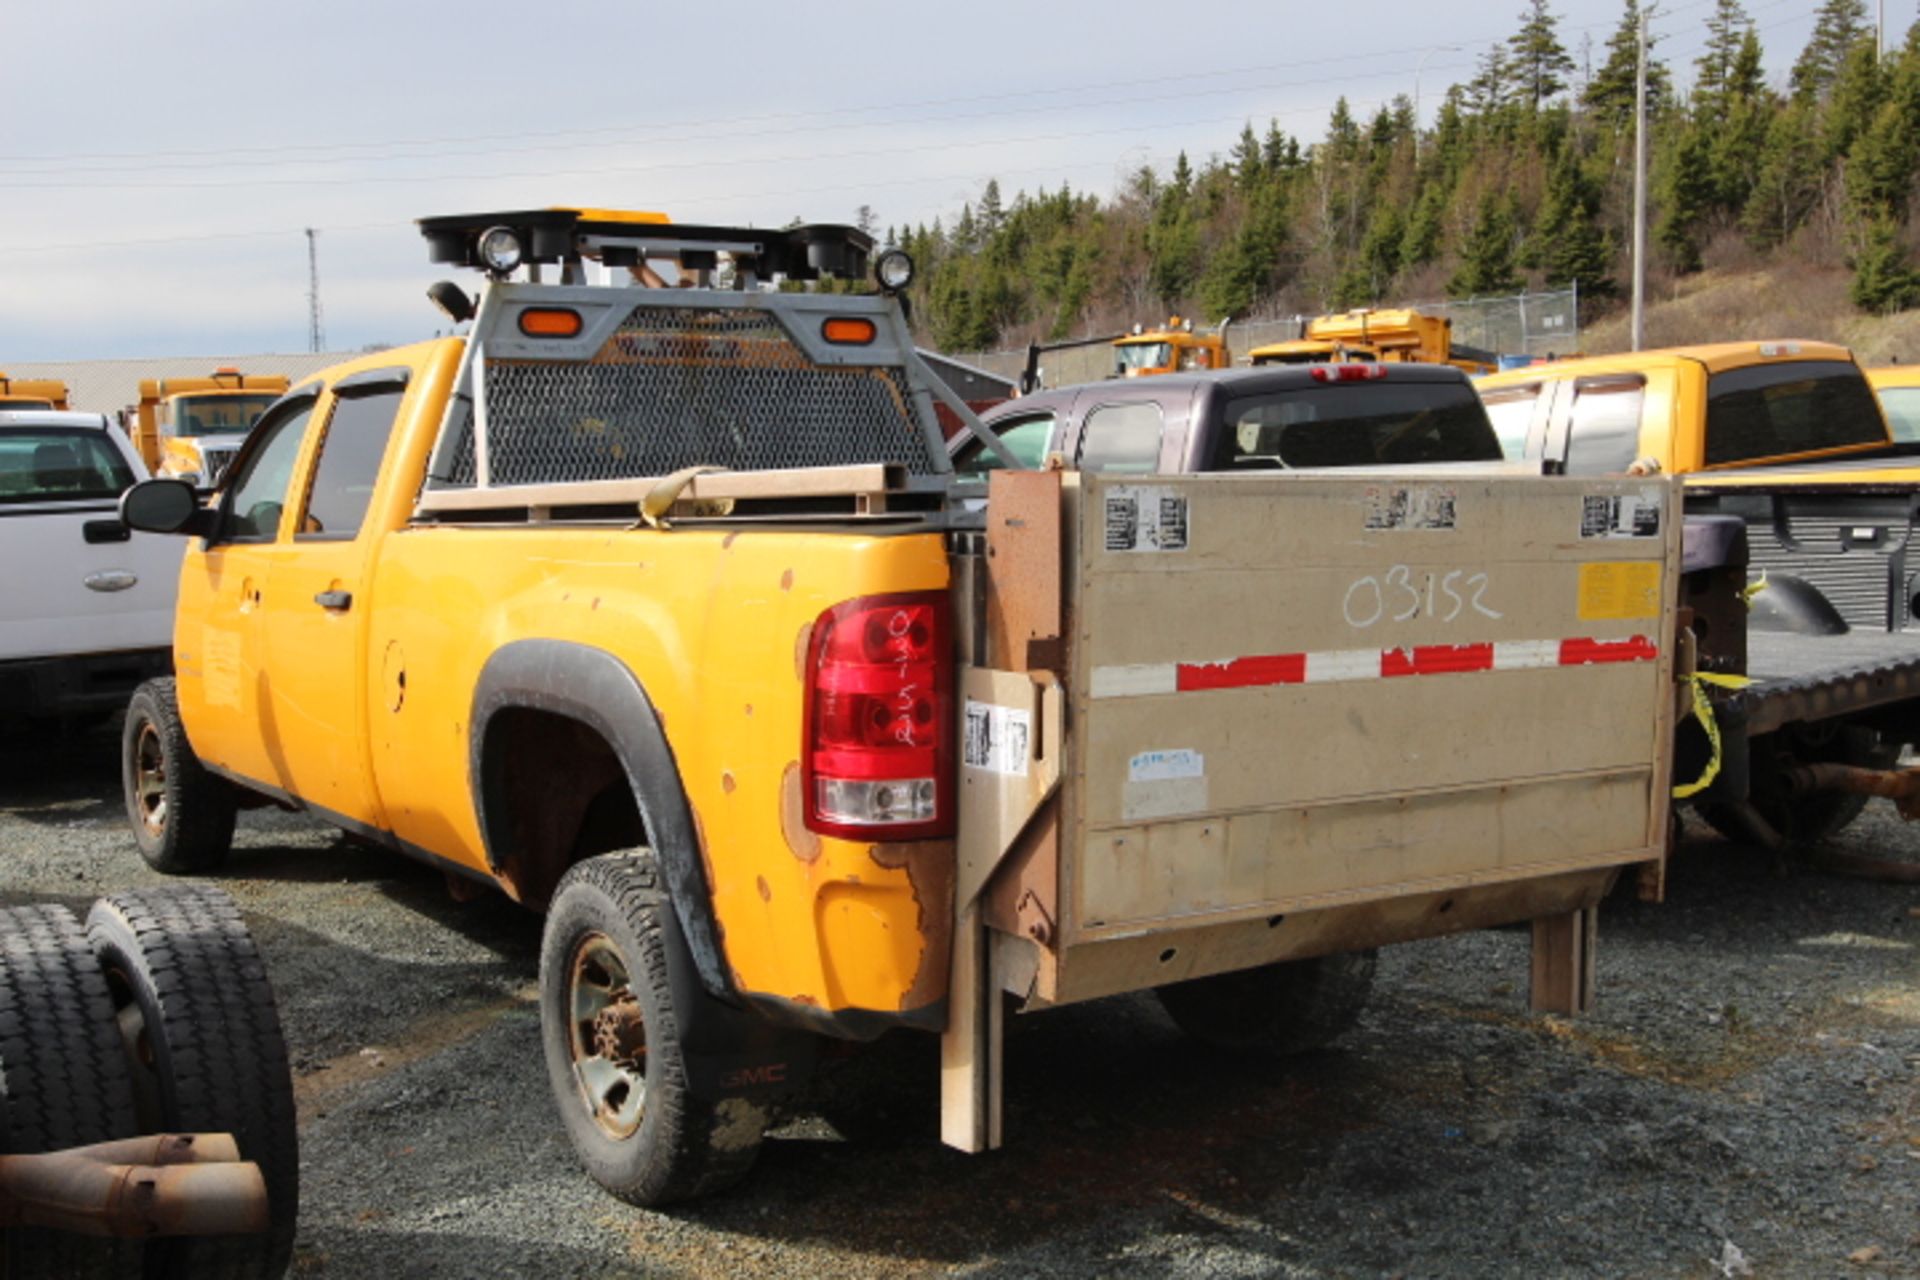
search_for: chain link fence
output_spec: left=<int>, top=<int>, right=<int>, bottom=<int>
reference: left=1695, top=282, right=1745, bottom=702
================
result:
left=946, top=288, right=1580, bottom=392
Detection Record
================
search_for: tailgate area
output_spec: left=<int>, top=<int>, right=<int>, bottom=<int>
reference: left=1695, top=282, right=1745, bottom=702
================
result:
left=960, top=471, right=1682, bottom=1010
left=1070, top=473, right=1677, bottom=937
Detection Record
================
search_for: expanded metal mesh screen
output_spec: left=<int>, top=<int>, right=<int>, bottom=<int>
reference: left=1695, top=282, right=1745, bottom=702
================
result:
left=434, top=304, right=937, bottom=487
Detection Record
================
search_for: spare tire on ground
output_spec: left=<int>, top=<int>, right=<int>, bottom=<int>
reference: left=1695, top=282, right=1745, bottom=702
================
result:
left=0, top=902, right=142, bottom=1279
left=87, top=885, right=298, bottom=1280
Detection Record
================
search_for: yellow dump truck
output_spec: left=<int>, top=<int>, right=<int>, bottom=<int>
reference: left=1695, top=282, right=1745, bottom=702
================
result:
left=117, top=207, right=1682, bottom=1204
left=1111, top=315, right=1230, bottom=377
left=1250, top=308, right=1498, bottom=375
left=0, top=373, right=71, bottom=411
left=131, top=369, right=289, bottom=485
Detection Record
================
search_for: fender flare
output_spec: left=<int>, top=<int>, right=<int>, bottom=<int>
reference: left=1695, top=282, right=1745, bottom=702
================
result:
left=470, top=639, right=733, bottom=1001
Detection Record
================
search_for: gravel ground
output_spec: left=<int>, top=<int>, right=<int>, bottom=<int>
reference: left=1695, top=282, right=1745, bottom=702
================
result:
left=2, top=724, right=1916, bottom=1278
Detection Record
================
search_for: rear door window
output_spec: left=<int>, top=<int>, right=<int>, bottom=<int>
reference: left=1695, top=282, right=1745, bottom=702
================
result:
left=0, top=429, right=134, bottom=503
left=297, top=387, right=405, bottom=539
left=1479, top=384, right=1543, bottom=458
left=1078, top=402, right=1165, bottom=474
left=1705, top=360, right=1885, bottom=465
left=1876, top=386, right=1920, bottom=442
left=1562, top=376, right=1647, bottom=475
left=1211, top=381, right=1502, bottom=469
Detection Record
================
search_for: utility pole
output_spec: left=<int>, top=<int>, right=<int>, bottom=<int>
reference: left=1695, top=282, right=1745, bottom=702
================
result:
left=305, top=228, right=325, bottom=354
left=1631, top=3, right=1649, bottom=352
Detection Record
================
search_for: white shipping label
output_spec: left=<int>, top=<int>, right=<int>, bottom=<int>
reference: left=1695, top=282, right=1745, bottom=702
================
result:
left=1104, top=485, right=1190, bottom=553
left=962, top=699, right=1032, bottom=776
left=1580, top=487, right=1663, bottom=539
left=1363, top=484, right=1458, bottom=532
left=1128, top=748, right=1205, bottom=781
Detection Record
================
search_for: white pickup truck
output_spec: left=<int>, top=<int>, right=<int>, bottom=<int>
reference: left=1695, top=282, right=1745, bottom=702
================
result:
left=0, top=410, right=177, bottom=722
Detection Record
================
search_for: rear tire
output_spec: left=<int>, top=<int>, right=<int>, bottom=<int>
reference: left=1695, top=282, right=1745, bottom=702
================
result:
left=1698, top=723, right=1897, bottom=846
left=1156, top=950, right=1378, bottom=1057
left=122, top=678, right=237, bottom=874
left=0, top=903, right=142, bottom=1279
left=86, top=885, right=298, bottom=1280
left=539, top=851, right=764, bottom=1206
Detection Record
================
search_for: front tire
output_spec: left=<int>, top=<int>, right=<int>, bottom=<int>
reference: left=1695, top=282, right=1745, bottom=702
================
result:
left=539, top=851, right=765, bottom=1206
left=122, top=677, right=237, bottom=874
left=1156, top=950, right=1378, bottom=1057
left=87, top=886, right=299, bottom=1280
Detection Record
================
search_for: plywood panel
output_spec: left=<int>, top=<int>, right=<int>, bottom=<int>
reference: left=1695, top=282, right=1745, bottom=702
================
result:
left=1077, top=770, right=1647, bottom=931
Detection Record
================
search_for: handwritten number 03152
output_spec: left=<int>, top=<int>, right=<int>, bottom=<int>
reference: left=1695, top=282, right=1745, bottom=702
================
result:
left=1342, top=566, right=1501, bottom=629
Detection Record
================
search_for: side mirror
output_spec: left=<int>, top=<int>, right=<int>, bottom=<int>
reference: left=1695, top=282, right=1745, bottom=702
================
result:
left=120, top=478, right=214, bottom=537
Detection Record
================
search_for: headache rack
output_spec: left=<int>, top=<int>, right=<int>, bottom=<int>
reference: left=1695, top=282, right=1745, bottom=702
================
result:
left=412, top=210, right=1014, bottom=525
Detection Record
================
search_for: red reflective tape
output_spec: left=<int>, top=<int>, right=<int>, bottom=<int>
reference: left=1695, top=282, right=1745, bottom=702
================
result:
left=1176, top=651, right=1308, bottom=691
left=1382, top=643, right=1495, bottom=678
left=1559, top=635, right=1658, bottom=665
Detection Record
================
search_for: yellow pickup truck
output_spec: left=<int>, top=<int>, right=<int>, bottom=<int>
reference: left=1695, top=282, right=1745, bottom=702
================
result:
left=118, top=207, right=1684, bottom=1204
left=1478, top=342, right=1920, bottom=844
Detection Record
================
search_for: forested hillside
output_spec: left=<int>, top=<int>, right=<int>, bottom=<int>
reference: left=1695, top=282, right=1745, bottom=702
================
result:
left=885, top=0, right=1920, bottom=356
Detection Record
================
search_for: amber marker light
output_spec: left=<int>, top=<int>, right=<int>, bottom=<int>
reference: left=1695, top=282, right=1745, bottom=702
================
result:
left=518, top=308, right=584, bottom=338
left=822, top=317, right=877, bottom=345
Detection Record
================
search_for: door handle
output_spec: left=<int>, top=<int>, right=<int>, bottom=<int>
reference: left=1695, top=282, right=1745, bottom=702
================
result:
left=314, top=590, right=353, bottom=612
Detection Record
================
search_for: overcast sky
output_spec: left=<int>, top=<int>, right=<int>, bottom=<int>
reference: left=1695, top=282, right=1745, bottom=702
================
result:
left=0, top=1, right=1857, bottom=359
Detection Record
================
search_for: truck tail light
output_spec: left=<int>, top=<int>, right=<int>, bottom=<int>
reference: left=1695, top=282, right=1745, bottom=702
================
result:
left=804, top=591, right=952, bottom=840
left=1310, top=363, right=1388, bottom=382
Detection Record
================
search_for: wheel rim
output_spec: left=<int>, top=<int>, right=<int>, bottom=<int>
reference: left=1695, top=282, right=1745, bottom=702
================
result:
left=567, top=932, right=648, bottom=1140
left=132, top=720, right=168, bottom=836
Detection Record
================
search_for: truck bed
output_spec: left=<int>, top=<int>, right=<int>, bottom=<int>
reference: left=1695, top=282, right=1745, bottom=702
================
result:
left=1734, top=631, right=1920, bottom=735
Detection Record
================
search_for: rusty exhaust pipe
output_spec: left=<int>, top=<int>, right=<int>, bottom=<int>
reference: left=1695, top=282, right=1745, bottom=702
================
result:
left=1782, top=763, right=1920, bottom=882
left=0, top=1133, right=268, bottom=1239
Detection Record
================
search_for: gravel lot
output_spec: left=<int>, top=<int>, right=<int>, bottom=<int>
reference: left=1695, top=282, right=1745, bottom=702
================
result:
left=2, top=724, right=1916, bottom=1278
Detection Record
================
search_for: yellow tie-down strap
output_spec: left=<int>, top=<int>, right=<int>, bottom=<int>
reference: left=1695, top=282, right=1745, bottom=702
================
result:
left=1672, top=671, right=1753, bottom=800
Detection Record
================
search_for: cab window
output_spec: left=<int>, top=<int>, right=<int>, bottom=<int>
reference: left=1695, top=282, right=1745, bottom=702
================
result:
left=1562, top=376, right=1647, bottom=475
left=1078, top=402, right=1164, bottom=474
left=1479, top=384, right=1542, bottom=458
left=297, top=388, right=405, bottom=539
left=0, top=429, right=134, bottom=503
left=221, top=401, right=315, bottom=542
left=952, top=413, right=1055, bottom=478
left=1705, top=360, right=1885, bottom=465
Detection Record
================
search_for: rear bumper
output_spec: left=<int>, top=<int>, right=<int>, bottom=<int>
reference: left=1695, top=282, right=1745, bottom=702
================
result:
left=0, top=647, right=171, bottom=719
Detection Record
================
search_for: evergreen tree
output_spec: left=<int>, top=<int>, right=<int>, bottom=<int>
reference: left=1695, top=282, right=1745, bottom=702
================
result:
left=1793, top=0, right=1872, bottom=101
left=1823, top=36, right=1886, bottom=161
left=1325, top=99, right=1361, bottom=161
left=1534, top=147, right=1614, bottom=294
left=1464, top=44, right=1514, bottom=116
left=1742, top=100, right=1826, bottom=247
left=1584, top=0, right=1669, bottom=129
left=1655, top=126, right=1714, bottom=272
left=1694, top=0, right=1753, bottom=116
left=1199, top=185, right=1288, bottom=320
left=1449, top=193, right=1524, bottom=296
left=1850, top=215, right=1920, bottom=311
left=1232, top=123, right=1263, bottom=190
left=1508, top=0, right=1577, bottom=110
left=1401, top=185, right=1447, bottom=270
left=978, top=181, right=1005, bottom=237
left=1848, top=93, right=1920, bottom=221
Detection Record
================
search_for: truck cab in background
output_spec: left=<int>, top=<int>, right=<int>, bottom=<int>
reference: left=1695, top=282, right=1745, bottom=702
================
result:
left=0, top=372, right=71, bottom=411
left=131, top=369, right=289, bottom=486
left=1248, top=308, right=1499, bottom=376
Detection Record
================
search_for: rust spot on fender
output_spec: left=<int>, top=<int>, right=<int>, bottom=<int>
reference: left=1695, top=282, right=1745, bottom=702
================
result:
left=591, top=597, right=601, bottom=610
left=780, top=568, right=795, bottom=592
left=756, top=875, right=771, bottom=902
left=871, top=840, right=955, bottom=1012
left=722, top=531, right=739, bottom=549
left=779, top=763, right=821, bottom=862
left=791, top=992, right=820, bottom=1007
left=744, top=703, right=754, bottom=717
left=793, top=622, right=814, bottom=681
left=721, top=770, right=736, bottom=794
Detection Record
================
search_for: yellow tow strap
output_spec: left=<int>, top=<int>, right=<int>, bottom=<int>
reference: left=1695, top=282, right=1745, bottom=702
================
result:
left=1671, top=671, right=1753, bottom=800
left=1741, top=572, right=1768, bottom=608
